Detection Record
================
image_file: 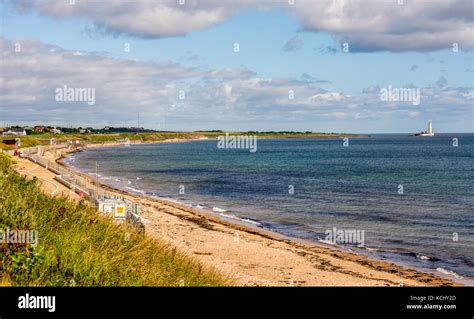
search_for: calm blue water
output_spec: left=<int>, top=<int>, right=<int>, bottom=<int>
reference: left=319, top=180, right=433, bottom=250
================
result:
left=67, top=134, right=474, bottom=281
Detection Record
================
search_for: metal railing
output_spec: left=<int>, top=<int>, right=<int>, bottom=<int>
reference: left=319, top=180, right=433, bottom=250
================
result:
left=24, top=144, right=144, bottom=231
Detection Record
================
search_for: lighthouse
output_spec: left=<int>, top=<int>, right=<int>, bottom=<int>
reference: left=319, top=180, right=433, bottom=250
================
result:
left=415, top=121, right=434, bottom=136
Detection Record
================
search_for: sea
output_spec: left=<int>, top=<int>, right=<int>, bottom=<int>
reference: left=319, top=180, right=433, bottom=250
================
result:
left=65, top=134, right=474, bottom=284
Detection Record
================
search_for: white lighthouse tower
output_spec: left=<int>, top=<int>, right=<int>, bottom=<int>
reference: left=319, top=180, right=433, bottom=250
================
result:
left=415, top=121, right=434, bottom=136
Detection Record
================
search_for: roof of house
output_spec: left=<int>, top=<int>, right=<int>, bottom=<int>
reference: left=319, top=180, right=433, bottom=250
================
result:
left=8, top=128, right=25, bottom=132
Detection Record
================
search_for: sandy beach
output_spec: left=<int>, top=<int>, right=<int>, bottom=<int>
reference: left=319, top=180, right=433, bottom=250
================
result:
left=11, top=142, right=459, bottom=287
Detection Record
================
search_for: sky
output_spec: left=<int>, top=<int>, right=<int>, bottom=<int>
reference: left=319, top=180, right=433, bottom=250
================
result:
left=0, top=0, right=473, bottom=133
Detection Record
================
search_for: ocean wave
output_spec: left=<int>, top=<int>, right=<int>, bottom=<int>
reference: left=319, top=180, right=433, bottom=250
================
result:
left=318, top=239, right=336, bottom=245
left=364, top=247, right=380, bottom=252
left=125, top=186, right=145, bottom=194
left=218, top=212, right=237, bottom=220
left=362, top=247, right=440, bottom=262
left=416, top=254, right=439, bottom=261
left=144, top=192, right=159, bottom=198
left=436, top=267, right=463, bottom=279
left=240, top=218, right=261, bottom=226
left=217, top=212, right=262, bottom=226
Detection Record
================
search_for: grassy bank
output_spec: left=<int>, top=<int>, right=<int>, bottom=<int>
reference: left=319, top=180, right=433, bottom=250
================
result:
left=0, top=136, right=48, bottom=150
left=0, top=154, right=230, bottom=286
left=0, top=133, right=192, bottom=150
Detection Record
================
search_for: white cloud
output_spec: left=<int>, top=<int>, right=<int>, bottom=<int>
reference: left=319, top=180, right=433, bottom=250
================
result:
left=7, top=0, right=473, bottom=52
left=311, top=92, right=345, bottom=102
left=0, top=37, right=205, bottom=125
left=1, top=38, right=472, bottom=131
left=282, top=36, right=303, bottom=52
left=11, top=0, right=255, bottom=38
left=205, top=68, right=256, bottom=80
left=292, top=0, right=474, bottom=52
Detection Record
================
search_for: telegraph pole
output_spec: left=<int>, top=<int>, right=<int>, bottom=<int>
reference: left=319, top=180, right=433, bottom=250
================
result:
left=95, top=162, right=99, bottom=198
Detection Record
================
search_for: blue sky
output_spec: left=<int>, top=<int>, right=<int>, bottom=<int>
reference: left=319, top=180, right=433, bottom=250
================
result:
left=1, top=0, right=473, bottom=132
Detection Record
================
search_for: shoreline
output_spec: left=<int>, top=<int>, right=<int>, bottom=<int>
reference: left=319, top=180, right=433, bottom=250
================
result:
left=13, top=140, right=464, bottom=286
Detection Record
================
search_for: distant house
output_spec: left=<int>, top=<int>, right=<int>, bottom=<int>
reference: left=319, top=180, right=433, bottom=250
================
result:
left=34, top=126, right=46, bottom=133
left=51, top=128, right=62, bottom=134
left=2, top=128, right=26, bottom=136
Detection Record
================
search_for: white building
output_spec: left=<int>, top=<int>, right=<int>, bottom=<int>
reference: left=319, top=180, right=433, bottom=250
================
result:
left=95, top=196, right=128, bottom=223
left=2, top=128, right=26, bottom=136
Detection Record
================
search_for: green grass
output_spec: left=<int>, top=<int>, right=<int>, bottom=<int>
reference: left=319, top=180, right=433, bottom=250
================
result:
left=0, top=154, right=230, bottom=286
left=2, top=132, right=207, bottom=148
left=0, top=136, right=48, bottom=150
